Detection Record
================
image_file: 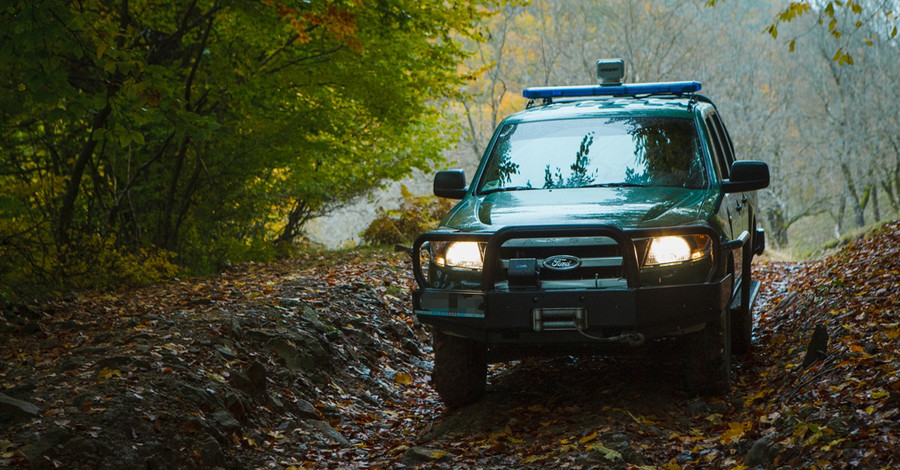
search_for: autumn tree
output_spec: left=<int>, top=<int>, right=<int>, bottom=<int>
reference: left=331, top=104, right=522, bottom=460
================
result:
left=445, top=0, right=900, bottom=249
left=0, top=0, right=503, bottom=296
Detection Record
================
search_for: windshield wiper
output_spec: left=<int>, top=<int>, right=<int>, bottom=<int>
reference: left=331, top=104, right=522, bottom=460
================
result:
left=480, top=186, right=534, bottom=194
left=580, top=182, right=648, bottom=188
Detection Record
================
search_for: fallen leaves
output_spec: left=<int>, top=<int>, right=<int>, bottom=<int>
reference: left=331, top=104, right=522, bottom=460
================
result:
left=2, top=222, right=899, bottom=468
left=97, top=367, right=121, bottom=380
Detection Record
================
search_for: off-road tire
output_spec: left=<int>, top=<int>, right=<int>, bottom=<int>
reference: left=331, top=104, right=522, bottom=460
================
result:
left=685, top=307, right=732, bottom=395
left=431, top=328, right=487, bottom=409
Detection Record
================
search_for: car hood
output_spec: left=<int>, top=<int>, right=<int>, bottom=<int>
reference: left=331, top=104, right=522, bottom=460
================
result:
left=442, top=187, right=720, bottom=232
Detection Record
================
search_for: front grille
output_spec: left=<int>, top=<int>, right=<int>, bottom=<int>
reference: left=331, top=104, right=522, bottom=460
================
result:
left=494, top=236, right=646, bottom=290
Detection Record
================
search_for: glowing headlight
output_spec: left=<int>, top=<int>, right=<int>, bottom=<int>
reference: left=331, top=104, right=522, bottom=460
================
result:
left=431, top=241, right=484, bottom=270
left=443, top=241, right=484, bottom=269
left=644, top=235, right=710, bottom=266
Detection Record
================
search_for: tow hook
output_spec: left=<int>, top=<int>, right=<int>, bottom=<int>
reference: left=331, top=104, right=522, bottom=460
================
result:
left=618, top=332, right=646, bottom=346
left=575, top=327, right=646, bottom=346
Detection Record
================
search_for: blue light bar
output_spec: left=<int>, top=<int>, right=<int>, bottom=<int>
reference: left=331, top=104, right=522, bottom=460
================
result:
left=523, top=81, right=702, bottom=99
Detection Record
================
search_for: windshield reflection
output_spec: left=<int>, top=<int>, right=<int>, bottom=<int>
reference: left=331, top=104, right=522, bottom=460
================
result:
left=478, top=117, right=707, bottom=194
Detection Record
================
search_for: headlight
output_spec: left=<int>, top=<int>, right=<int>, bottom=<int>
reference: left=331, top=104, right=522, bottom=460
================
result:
left=643, top=235, right=710, bottom=267
left=438, top=241, right=484, bottom=270
left=417, top=240, right=486, bottom=289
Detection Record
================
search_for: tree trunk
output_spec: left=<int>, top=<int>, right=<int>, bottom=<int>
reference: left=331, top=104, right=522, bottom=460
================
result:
left=57, top=104, right=112, bottom=244
left=156, top=139, right=188, bottom=250
left=276, top=200, right=310, bottom=246
left=766, top=207, right=788, bottom=247
left=871, top=183, right=880, bottom=222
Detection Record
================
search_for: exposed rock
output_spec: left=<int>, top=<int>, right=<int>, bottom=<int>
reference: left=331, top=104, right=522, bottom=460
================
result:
left=265, top=337, right=313, bottom=371
left=304, top=420, right=350, bottom=447
left=296, top=399, right=320, bottom=420
left=398, top=446, right=456, bottom=467
left=199, top=436, right=226, bottom=467
left=247, top=360, right=267, bottom=390
left=96, top=355, right=134, bottom=369
left=745, top=433, right=778, bottom=468
left=686, top=399, right=710, bottom=416
left=177, top=382, right=224, bottom=410
left=63, top=436, right=97, bottom=456
left=801, top=324, right=829, bottom=368
left=211, top=410, right=241, bottom=434
left=301, top=305, right=329, bottom=332
left=0, top=392, right=40, bottom=419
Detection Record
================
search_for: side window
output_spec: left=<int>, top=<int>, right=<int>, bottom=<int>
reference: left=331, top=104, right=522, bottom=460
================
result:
left=710, top=113, right=735, bottom=169
left=704, top=116, right=730, bottom=179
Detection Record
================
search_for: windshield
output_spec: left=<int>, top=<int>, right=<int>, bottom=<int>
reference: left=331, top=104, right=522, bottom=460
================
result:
left=477, top=116, right=707, bottom=193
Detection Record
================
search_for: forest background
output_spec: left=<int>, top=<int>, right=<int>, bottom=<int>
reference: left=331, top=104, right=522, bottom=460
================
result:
left=2, top=0, right=899, bottom=299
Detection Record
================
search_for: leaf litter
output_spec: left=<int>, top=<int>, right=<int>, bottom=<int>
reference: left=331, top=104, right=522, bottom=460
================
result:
left=1, top=221, right=898, bottom=469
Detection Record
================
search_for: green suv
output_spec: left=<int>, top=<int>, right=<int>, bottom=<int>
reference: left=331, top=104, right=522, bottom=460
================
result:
left=412, top=60, right=769, bottom=408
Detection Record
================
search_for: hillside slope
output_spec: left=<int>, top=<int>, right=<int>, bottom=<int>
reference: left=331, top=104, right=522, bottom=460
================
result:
left=2, top=222, right=898, bottom=469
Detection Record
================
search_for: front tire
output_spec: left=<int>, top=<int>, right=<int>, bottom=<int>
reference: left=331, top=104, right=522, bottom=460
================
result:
left=431, top=329, right=487, bottom=409
left=685, top=270, right=732, bottom=395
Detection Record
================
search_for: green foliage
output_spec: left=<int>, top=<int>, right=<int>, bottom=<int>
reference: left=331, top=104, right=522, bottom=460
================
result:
left=0, top=230, right=178, bottom=299
left=362, top=186, right=454, bottom=246
left=0, top=0, right=503, bottom=297
left=745, top=0, right=898, bottom=64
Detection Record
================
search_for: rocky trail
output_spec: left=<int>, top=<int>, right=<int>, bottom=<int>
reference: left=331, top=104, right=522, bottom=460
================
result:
left=2, top=221, right=899, bottom=469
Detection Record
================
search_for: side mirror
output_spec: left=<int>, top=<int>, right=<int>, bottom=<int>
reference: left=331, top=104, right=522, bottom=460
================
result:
left=434, top=170, right=468, bottom=199
left=722, top=160, right=769, bottom=193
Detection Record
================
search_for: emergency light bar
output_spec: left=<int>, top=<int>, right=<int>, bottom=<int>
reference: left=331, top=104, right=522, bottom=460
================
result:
left=523, top=81, right=701, bottom=99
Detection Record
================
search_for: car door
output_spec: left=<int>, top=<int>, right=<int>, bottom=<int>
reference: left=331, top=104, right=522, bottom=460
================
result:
left=703, top=111, right=747, bottom=282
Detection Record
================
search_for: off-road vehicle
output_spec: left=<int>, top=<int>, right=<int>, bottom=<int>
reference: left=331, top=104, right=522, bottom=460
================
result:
left=412, top=59, right=769, bottom=408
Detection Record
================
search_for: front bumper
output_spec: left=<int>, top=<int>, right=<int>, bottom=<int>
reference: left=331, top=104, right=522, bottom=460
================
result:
left=414, top=275, right=731, bottom=344
left=412, top=224, right=735, bottom=346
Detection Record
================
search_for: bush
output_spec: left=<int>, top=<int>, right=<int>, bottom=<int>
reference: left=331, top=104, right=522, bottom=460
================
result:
left=0, top=230, right=179, bottom=300
left=362, top=186, right=454, bottom=246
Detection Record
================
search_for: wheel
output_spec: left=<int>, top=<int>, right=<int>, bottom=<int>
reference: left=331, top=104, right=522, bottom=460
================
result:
left=685, top=273, right=732, bottom=395
left=431, top=328, right=487, bottom=409
left=685, top=311, right=732, bottom=395
left=731, top=223, right=755, bottom=355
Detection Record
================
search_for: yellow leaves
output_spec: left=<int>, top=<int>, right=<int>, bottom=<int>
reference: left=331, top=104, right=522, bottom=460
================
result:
left=589, top=443, right=622, bottom=461
left=719, top=421, right=751, bottom=444
left=778, top=2, right=812, bottom=22
left=803, top=430, right=824, bottom=446
left=705, top=413, right=723, bottom=425
left=743, top=389, right=771, bottom=407
left=832, top=47, right=854, bottom=65
left=97, top=367, right=121, bottom=380
left=625, top=410, right=656, bottom=425
left=394, top=372, right=413, bottom=385
left=1, top=439, right=14, bottom=458
left=663, top=460, right=682, bottom=470
left=204, top=370, right=226, bottom=383
left=821, top=438, right=845, bottom=451
left=578, top=431, right=597, bottom=444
